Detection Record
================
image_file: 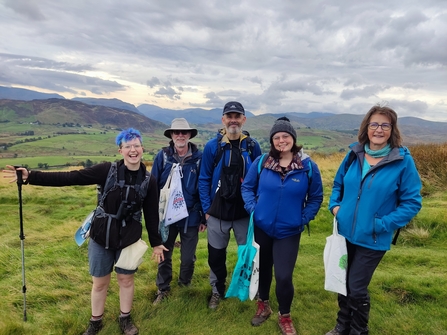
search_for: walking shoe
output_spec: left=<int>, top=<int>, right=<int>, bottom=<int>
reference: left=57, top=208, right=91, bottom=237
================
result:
left=325, top=325, right=350, bottom=335
left=152, top=290, right=169, bottom=305
left=208, top=292, right=221, bottom=309
left=278, top=312, right=297, bottom=335
left=251, top=299, right=272, bottom=326
left=118, top=315, right=138, bottom=335
left=83, top=319, right=103, bottom=335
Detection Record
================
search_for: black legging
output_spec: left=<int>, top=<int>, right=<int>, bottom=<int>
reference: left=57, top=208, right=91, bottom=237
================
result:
left=255, top=226, right=301, bottom=315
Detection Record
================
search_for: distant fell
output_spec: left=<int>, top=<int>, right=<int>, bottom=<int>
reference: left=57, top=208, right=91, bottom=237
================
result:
left=137, top=103, right=255, bottom=124
left=0, top=86, right=65, bottom=100
left=72, top=97, right=141, bottom=114
left=0, top=98, right=165, bottom=132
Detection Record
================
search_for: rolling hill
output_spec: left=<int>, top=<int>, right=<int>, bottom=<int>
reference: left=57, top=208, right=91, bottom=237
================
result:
left=0, top=98, right=165, bottom=132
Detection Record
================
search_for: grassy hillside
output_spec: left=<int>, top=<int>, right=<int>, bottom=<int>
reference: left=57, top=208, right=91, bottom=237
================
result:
left=0, top=147, right=446, bottom=335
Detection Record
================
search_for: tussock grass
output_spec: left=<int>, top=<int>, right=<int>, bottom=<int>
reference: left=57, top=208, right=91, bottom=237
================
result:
left=1, top=152, right=447, bottom=334
left=409, top=142, right=447, bottom=194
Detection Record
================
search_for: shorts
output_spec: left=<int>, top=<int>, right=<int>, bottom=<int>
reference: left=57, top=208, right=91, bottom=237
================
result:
left=88, top=238, right=137, bottom=277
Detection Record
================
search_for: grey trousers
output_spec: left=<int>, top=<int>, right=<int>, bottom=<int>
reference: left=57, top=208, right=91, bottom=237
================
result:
left=207, top=215, right=249, bottom=295
left=156, top=224, right=199, bottom=291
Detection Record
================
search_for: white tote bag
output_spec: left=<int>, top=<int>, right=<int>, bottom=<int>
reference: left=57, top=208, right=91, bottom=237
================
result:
left=323, top=217, right=348, bottom=296
left=115, top=239, right=149, bottom=270
left=249, top=238, right=260, bottom=300
left=158, top=164, right=175, bottom=242
left=164, top=163, right=189, bottom=226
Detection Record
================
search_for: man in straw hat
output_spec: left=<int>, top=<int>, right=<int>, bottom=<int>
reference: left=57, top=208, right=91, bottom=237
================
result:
left=151, top=118, right=206, bottom=304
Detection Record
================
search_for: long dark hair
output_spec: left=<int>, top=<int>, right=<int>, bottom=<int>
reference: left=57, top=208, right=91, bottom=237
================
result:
left=358, top=105, right=402, bottom=148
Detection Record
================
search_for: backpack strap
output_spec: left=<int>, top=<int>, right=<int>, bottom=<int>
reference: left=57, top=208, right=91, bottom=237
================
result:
left=213, top=137, right=225, bottom=167
left=97, top=162, right=117, bottom=206
left=214, top=135, right=256, bottom=167
left=257, top=153, right=268, bottom=176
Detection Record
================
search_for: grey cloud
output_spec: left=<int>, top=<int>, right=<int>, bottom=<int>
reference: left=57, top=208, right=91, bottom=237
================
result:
left=344, top=74, right=365, bottom=88
left=0, top=0, right=446, bottom=120
left=244, top=76, right=263, bottom=86
left=4, top=0, right=45, bottom=21
left=0, top=59, right=125, bottom=95
left=387, top=99, right=429, bottom=117
left=340, top=85, right=390, bottom=100
left=154, top=86, right=181, bottom=100
left=147, top=77, right=161, bottom=88
left=0, top=53, right=95, bottom=72
left=402, top=82, right=424, bottom=90
left=202, top=92, right=224, bottom=107
left=267, top=78, right=333, bottom=96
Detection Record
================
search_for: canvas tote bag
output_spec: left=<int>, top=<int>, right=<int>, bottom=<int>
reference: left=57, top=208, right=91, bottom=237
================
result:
left=115, top=238, right=149, bottom=270
left=323, top=217, right=348, bottom=295
left=158, top=164, right=175, bottom=242
left=225, top=212, right=260, bottom=301
left=164, top=163, right=189, bottom=226
left=249, top=235, right=260, bottom=300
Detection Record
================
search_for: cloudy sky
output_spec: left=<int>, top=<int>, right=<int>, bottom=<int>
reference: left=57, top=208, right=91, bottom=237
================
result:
left=1, top=0, right=446, bottom=120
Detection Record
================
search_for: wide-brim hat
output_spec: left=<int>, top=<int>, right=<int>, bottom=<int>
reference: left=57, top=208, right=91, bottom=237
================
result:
left=164, top=118, right=198, bottom=139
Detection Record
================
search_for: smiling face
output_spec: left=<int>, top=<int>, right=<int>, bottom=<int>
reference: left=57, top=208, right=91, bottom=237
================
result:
left=222, top=112, right=246, bottom=137
left=118, top=138, right=143, bottom=170
left=272, top=131, right=294, bottom=153
left=171, top=130, right=191, bottom=151
left=367, top=113, right=392, bottom=150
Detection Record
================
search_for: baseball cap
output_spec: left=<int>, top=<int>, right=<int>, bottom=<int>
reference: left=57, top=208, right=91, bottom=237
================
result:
left=222, top=101, right=245, bottom=115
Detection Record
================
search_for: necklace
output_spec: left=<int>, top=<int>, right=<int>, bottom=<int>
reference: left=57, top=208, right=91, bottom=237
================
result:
left=364, top=143, right=391, bottom=158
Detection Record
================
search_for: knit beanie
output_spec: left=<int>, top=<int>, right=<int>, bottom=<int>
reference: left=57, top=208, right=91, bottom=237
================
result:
left=269, top=117, right=297, bottom=142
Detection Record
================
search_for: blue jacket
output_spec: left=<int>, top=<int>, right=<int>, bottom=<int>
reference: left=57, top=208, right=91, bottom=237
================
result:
left=241, top=152, right=324, bottom=239
left=198, top=130, right=262, bottom=214
left=151, top=142, right=203, bottom=227
left=329, top=142, right=422, bottom=251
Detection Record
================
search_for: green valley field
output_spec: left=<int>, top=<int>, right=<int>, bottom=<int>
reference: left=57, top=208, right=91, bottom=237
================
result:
left=1, top=143, right=446, bottom=335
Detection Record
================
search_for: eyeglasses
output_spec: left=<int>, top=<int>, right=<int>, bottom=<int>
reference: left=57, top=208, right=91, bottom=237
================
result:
left=272, top=134, right=292, bottom=141
left=122, top=144, right=142, bottom=150
left=368, top=122, right=392, bottom=131
left=172, top=130, right=190, bottom=135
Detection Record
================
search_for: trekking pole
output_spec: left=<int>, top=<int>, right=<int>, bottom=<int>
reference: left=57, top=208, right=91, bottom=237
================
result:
left=15, top=166, right=27, bottom=321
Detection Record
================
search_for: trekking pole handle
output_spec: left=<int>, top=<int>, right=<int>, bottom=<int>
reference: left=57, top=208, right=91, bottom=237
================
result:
left=14, top=165, right=24, bottom=185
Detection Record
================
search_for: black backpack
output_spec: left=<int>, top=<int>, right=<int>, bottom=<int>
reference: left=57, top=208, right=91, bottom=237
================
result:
left=90, top=162, right=151, bottom=249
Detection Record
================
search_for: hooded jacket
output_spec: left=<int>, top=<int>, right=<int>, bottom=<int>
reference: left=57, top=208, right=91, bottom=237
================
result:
left=329, top=142, right=422, bottom=251
left=241, top=151, right=323, bottom=239
left=151, top=142, right=203, bottom=227
left=198, top=130, right=262, bottom=215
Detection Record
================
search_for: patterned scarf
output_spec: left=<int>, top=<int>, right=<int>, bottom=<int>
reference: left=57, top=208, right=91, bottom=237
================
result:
left=263, top=153, right=304, bottom=180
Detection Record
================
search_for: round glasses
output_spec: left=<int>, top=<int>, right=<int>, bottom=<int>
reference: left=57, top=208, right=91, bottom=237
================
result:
left=368, top=122, right=392, bottom=131
left=122, top=144, right=142, bottom=150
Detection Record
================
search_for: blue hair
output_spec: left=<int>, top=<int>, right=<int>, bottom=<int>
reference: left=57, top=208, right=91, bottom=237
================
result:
left=115, top=128, right=143, bottom=147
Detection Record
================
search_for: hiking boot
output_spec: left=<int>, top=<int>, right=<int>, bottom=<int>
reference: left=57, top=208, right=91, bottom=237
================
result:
left=208, top=293, right=221, bottom=309
left=325, top=324, right=350, bottom=335
left=83, top=319, right=103, bottom=335
left=118, top=315, right=138, bottom=335
left=278, top=312, right=297, bottom=335
left=152, top=290, right=169, bottom=305
left=251, top=300, right=272, bottom=326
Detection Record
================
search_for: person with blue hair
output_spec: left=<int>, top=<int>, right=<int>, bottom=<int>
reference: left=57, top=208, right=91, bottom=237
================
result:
left=3, top=128, right=168, bottom=335
left=115, top=127, right=142, bottom=147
